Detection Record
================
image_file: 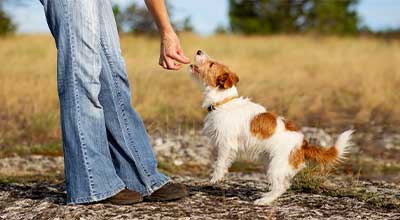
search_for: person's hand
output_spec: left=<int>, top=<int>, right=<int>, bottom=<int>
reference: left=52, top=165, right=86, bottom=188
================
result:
left=159, top=32, right=190, bottom=70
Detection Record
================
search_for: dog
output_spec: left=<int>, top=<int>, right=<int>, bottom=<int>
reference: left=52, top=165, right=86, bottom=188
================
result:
left=189, top=50, right=354, bottom=205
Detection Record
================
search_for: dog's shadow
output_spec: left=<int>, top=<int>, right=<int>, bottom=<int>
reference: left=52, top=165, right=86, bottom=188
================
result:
left=0, top=181, right=66, bottom=205
left=187, top=183, right=262, bottom=201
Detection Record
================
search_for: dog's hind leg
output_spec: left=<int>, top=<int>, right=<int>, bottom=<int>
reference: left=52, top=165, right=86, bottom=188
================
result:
left=210, top=140, right=238, bottom=184
left=254, top=155, right=298, bottom=205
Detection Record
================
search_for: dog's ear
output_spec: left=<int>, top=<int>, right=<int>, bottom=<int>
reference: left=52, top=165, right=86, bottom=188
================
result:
left=216, top=72, right=239, bottom=89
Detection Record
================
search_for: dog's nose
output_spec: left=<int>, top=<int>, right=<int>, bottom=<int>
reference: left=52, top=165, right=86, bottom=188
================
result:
left=196, top=50, right=202, bottom=55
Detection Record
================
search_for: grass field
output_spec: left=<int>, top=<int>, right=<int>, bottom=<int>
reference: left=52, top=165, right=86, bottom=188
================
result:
left=0, top=34, right=399, bottom=153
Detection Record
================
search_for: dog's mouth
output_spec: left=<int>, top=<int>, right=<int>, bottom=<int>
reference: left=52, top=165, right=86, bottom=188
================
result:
left=189, top=64, right=199, bottom=73
left=189, top=50, right=213, bottom=86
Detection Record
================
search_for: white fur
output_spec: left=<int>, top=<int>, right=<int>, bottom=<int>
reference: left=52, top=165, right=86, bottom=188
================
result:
left=189, top=52, right=353, bottom=205
left=202, top=85, right=304, bottom=205
left=334, top=129, right=354, bottom=162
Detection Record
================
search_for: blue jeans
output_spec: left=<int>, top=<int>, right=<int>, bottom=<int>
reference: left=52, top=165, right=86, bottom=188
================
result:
left=39, top=0, right=169, bottom=204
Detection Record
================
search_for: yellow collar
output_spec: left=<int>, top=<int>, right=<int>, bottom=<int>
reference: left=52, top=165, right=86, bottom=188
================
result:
left=207, top=96, right=239, bottom=112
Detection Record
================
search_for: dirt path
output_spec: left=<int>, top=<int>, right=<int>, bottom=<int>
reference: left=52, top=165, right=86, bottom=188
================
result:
left=1, top=127, right=400, bottom=219
left=1, top=172, right=399, bottom=220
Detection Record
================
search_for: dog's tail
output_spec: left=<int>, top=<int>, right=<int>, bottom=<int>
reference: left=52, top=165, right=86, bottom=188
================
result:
left=302, top=130, right=354, bottom=165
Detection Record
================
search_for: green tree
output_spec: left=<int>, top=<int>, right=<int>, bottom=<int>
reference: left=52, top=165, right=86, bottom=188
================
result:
left=215, top=24, right=228, bottom=34
left=229, top=0, right=359, bottom=35
left=122, top=2, right=159, bottom=34
left=180, top=17, right=194, bottom=32
left=113, top=2, right=193, bottom=34
left=112, top=5, right=123, bottom=32
left=0, top=1, right=15, bottom=36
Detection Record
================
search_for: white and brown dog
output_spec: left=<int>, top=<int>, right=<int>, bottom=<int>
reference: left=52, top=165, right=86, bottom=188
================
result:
left=189, top=50, right=354, bottom=205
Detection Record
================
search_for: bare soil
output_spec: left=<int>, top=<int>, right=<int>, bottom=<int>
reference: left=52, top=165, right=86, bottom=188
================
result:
left=0, top=173, right=399, bottom=220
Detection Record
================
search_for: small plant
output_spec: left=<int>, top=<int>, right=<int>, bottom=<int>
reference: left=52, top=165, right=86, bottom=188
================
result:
left=292, top=162, right=333, bottom=193
left=292, top=162, right=400, bottom=210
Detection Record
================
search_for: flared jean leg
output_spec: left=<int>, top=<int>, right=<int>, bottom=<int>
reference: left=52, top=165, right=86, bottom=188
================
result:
left=97, top=0, right=169, bottom=196
left=40, top=0, right=127, bottom=204
left=40, top=0, right=169, bottom=204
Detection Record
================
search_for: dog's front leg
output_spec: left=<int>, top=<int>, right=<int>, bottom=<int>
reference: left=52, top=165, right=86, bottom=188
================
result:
left=210, top=142, right=237, bottom=184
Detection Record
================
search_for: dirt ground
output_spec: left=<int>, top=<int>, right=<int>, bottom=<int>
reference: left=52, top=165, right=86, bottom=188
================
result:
left=0, top=173, right=399, bottom=220
left=0, top=127, right=399, bottom=220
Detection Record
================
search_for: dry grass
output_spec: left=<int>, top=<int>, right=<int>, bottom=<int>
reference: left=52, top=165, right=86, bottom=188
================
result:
left=0, top=33, right=399, bottom=150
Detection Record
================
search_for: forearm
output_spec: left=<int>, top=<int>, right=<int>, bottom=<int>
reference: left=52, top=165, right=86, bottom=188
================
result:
left=144, top=0, right=174, bottom=37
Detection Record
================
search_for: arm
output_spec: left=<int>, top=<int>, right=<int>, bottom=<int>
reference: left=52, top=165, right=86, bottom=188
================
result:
left=144, top=0, right=190, bottom=70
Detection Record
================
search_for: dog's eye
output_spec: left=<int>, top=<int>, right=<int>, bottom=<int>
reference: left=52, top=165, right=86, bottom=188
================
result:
left=209, top=62, right=214, bottom=68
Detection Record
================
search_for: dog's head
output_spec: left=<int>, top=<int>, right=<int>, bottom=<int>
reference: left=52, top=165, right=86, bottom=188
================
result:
left=189, top=50, right=239, bottom=89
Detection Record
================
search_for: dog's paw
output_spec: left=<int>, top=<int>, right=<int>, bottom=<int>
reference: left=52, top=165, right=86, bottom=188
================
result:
left=210, top=176, right=223, bottom=184
left=254, top=197, right=275, bottom=206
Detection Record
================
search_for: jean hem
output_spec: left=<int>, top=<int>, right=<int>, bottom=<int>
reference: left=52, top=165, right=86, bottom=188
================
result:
left=66, top=181, right=126, bottom=205
left=142, top=175, right=170, bottom=197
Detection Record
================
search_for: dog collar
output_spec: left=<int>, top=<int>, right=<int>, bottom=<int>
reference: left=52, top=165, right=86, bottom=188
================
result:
left=207, top=96, right=239, bottom=112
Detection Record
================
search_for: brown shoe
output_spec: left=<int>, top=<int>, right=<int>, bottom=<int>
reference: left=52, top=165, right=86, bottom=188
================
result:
left=102, top=189, right=143, bottom=205
left=144, top=183, right=188, bottom=202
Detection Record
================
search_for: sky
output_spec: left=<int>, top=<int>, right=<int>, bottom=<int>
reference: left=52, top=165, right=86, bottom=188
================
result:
left=4, top=0, right=400, bottom=35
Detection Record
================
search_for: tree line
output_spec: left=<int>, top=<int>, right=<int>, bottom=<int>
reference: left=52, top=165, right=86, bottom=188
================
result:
left=0, top=0, right=398, bottom=37
left=110, top=0, right=362, bottom=35
left=112, top=2, right=193, bottom=34
left=229, top=0, right=359, bottom=34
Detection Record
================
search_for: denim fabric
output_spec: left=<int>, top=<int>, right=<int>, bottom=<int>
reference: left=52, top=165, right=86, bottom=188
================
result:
left=39, top=0, right=169, bottom=204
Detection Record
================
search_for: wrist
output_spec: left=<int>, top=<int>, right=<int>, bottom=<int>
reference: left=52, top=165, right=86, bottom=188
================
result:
left=160, top=27, right=176, bottom=39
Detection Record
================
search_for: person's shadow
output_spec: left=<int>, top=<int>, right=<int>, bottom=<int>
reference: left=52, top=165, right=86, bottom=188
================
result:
left=187, top=182, right=262, bottom=201
left=0, top=180, right=66, bottom=205
left=1, top=178, right=264, bottom=205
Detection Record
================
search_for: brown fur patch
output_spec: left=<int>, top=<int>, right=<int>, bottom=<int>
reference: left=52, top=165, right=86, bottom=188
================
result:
left=250, top=112, right=277, bottom=139
left=289, top=140, right=339, bottom=169
left=216, top=72, right=238, bottom=89
left=303, top=142, right=338, bottom=164
left=192, top=60, right=239, bottom=89
left=288, top=141, right=306, bottom=169
left=284, top=119, right=300, bottom=131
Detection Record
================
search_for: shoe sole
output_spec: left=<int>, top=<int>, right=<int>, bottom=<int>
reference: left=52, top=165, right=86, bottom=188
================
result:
left=144, top=192, right=188, bottom=202
left=104, top=198, right=143, bottom=205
